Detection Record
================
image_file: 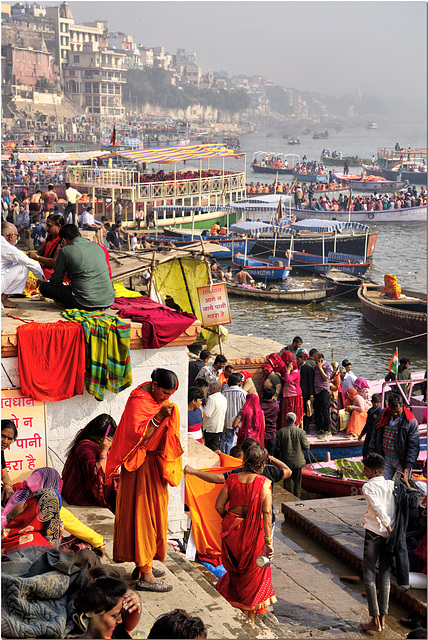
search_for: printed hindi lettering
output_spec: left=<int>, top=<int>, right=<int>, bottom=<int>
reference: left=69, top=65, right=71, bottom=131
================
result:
left=27, top=433, right=42, bottom=448
left=10, top=414, right=19, bottom=428
left=12, top=397, right=26, bottom=408
left=6, top=460, right=23, bottom=472
left=26, top=453, right=36, bottom=470
left=23, top=417, right=33, bottom=428
left=1, top=398, right=12, bottom=409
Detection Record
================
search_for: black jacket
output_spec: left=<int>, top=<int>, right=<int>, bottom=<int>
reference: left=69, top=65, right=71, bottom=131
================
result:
left=368, top=409, right=420, bottom=471
left=299, top=363, right=315, bottom=399
left=386, top=477, right=419, bottom=589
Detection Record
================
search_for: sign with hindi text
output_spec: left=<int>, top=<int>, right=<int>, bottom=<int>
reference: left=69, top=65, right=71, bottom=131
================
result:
left=197, top=282, right=231, bottom=327
left=1, top=388, right=47, bottom=483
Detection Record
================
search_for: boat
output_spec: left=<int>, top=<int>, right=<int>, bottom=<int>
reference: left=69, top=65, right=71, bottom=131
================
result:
left=302, top=454, right=427, bottom=497
left=232, top=253, right=291, bottom=281
left=250, top=151, right=297, bottom=175
left=225, top=281, right=335, bottom=303
left=367, top=122, right=378, bottom=129
left=313, top=131, right=329, bottom=139
left=361, top=163, right=382, bottom=177
left=302, top=128, right=314, bottom=135
left=377, top=146, right=427, bottom=187
left=287, top=137, right=300, bottom=145
left=293, top=204, right=427, bottom=223
left=333, top=171, right=408, bottom=192
left=160, top=227, right=256, bottom=258
left=321, top=153, right=369, bottom=167
left=248, top=219, right=378, bottom=262
left=320, top=269, right=367, bottom=298
left=358, top=283, right=427, bottom=344
left=290, top=250, right=369, bottom=276
left=293, top=170, right=328, bottom=183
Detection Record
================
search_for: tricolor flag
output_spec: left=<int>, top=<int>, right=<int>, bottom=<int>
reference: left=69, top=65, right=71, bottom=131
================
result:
left=110, top=124, right=116, bottom=152
left=388, top=349, right=399, bottom=376
left=276, top=197, right=283, bottom=222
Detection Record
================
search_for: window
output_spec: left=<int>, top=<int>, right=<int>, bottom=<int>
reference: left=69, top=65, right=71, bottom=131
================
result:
left=62, top=50, right=68, bottom=59
left=84, top=70, right=93, bottom=78
left=85, top=96, right=92, bottom=106
left=73, top=55, right=80, bottom=63
left=114, top=84, right=120, bottom=95
left=101, top=83, right=107, bottom=93
left=68, top=70, right=75, bottom=76
left=101, top=97, right=107, bottom=106
left=92, top=83, right=99, bottom=93
left=84, top=82, right=91, bottom=93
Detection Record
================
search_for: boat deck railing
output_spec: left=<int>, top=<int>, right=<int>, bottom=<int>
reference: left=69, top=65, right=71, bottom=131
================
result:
left=67, top=166, right=246, bottom=204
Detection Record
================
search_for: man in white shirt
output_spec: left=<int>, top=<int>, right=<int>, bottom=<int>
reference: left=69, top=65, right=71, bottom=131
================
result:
left=220, top=372, right=247, bottom=455
left=340, top=359, right=357, bottom=393
left=64, top=181, right=82, bottom=226
left=1, top=222, right=44, bottom=308
left=202, top=380, right=228, bottom=451
left=80, top=206, right=104, bottom=245
left=361, top=453, right=396, bottom=634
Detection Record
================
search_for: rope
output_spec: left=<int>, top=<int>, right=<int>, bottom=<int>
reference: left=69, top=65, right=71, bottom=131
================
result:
left=361, top=332, right=427, bottom=348
left=1, top=363, right=16, bottom=387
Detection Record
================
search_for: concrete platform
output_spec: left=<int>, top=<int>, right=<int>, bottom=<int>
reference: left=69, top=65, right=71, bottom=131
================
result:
left=281, top=495, right=427, bottom=619
left=211, top=332, right=284, bottom=360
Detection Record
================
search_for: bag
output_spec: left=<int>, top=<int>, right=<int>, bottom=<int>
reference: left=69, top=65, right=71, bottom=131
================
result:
left=339, top=409, right=350, bottom=431
left=305, top=399, right=313, bottom=417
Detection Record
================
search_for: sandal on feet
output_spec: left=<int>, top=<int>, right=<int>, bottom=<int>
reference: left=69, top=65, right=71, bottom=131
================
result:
left=132, top=566, right=165, bottom=580
left=135, top=579, right=173, bottom=592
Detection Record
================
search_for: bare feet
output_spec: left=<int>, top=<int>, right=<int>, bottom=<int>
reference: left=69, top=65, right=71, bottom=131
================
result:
left=380, top=615, right=386, bottom=631
left=246, top=611, right=257, bottom=623
left=361, top=618, right=382, bottom=633
left=1, top=295, right=19, bottom=308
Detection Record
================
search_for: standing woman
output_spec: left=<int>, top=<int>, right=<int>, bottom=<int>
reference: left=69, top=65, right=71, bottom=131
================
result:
left=215, top=445, right=276, bottom=621
left=1, top=420, right=17, bottom=505
left=280, top=351, right=304, bottom=429
left=329, top=362, right=345, bottom=433
left=105, top=369, right=183, bottom=593
left=234, top=394, right=265, bottom=446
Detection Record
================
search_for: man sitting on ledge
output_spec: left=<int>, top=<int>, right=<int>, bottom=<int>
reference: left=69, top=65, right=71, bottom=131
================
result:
left=1, top=222, right=45, bottom=308
left=39, top=224, right=115, bottom=311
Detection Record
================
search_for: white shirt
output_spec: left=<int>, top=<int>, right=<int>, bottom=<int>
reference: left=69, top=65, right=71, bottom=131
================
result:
left=1, top=235, right=44, bottom=280
left=203, top=392, right=228, bottom=433
left=362, top=475, right=396, bottom=537
left=65, top=187, right=81, bottom=204
left=131, top=236, right=138, bottom=249
left=341, top=371, right=357, bottom=393
left=81, top=211, right=99, bottom=227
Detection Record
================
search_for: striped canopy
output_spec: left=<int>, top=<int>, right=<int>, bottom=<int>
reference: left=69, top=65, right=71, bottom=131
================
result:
left=229, top=221, right=279, bottom=235
left=10, top=151, right=103, bottom=162
left=99, top=144, right=244, bottom=164
left=288, top=219, right=370, bottom=233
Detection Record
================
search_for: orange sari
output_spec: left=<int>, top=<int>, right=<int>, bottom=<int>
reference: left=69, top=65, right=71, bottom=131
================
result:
left=106, top=384, right=183, bottom=571
left=346, top=389, right=370, bottom=437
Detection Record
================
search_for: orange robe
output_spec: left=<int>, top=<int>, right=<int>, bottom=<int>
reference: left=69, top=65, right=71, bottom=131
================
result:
left=106, top=384, right=183, bottom=571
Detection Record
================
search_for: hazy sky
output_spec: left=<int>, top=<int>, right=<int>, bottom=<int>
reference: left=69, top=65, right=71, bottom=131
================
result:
left=11, top=1, right=428, bottom=113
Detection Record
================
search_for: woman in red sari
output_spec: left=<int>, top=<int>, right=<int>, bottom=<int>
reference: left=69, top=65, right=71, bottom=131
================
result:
left=234, top=394, right=265, bottom=446
left=280, top=350, right=304, bottom=429
left=28, top=213, right=64, bottom=279
left=215, top=445, right=276, bottom=621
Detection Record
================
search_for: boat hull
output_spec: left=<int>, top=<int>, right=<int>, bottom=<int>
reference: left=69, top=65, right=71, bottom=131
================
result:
left=293, top=205, right=427, bottom=223
left=291, top=259, right=368, bottom=276
left=293, top=172, right=328, bottom=183
left=381, top=168, right=427, bottom=186
left=321, top=155, right=368, bottom=166
left=358, top=285, right=427, bottom=344
left=225, top=282, right=334, bottom=303
left=251, top=164, right=294, bottom=175
left=232, top=253, right=290, bottom=281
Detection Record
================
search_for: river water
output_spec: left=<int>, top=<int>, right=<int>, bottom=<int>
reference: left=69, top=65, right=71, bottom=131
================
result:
left=216, top=121, right=427, bottom=380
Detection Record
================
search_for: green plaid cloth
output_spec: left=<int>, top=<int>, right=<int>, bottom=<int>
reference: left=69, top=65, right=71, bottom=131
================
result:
left=62, top=309, right=132, bottom=401
left=315, top=458, right=365, bottom=480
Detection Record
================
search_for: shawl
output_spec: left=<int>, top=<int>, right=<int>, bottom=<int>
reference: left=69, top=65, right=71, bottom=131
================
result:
left=236, top=394, right=265, bottom=446
left=261, top=363, right=274, bottom=388
left=267, top=353, right=285, bottom=376
left=1, top=467, right=62, bottom=530
left=281, top=350, right=298, bottom=370
left=354, top=377, right=370, bottom=389
left=376, top=406, right=416, bottom=430
left=105, top=384, right=183, bottom=487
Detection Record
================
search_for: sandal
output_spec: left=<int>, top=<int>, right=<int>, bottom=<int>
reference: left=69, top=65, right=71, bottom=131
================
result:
left=135, top=579, right=173, bottom=592
left=132, top=566, right=166, bottom=580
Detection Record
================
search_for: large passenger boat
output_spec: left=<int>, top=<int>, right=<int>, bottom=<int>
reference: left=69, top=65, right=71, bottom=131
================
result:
left=377, top=146, right=427, bottom=186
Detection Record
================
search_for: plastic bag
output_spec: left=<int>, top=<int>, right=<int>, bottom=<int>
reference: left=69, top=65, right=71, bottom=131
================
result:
left=339, top=409, right=350, bottom=431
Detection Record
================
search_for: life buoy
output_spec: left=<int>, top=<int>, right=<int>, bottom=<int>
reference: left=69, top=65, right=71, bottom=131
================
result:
left=368, top=212, right=375, bottom=219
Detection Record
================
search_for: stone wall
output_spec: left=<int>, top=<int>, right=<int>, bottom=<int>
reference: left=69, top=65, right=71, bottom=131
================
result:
left=1, top=345, right=189, bottom=538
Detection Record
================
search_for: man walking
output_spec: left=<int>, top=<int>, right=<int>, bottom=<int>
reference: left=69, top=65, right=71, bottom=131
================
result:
left=313, top=352, right=333, bottom=439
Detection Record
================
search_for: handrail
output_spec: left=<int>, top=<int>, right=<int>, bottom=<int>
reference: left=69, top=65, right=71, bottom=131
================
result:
left=380, top=377, right=427, bottom=408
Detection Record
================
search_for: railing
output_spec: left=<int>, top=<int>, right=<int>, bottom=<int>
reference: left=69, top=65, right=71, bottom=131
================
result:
left=67, top=166, right=134, bottom=187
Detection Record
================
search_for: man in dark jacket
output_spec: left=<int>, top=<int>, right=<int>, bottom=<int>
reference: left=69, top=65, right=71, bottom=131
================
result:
left=369, top=395, right=420, bottom=482
left=296, top=350, right=315, bottom=433
left=188, top=349, right=211, bottom=387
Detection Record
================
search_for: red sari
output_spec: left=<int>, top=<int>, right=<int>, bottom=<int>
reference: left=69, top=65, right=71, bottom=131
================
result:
left=216, top=474, right=276, bottom=613
left=38, top=235, right=61, bottom=280
left=236, top=394, right=265, bottom=446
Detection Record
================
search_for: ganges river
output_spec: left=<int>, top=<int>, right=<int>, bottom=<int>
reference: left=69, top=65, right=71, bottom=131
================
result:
left=215, top=121, right=427, bottom=380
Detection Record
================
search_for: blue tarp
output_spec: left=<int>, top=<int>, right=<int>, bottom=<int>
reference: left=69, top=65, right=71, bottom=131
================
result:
left=289, top=219, right=370, bottom=233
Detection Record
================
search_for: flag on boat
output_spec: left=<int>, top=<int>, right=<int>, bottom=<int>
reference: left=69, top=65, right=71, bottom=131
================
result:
left=110, top=124, right=116, bottom=152
left=276, top=197, right=283, bottom=222
left=388, top=349, right=399, bottom=376
left=221, top=180, right=227, bottom=198
left=272, top=171, right=278, bottom=192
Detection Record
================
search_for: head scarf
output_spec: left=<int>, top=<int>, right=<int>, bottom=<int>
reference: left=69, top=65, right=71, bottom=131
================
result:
left=346, top=388, right=358, bottom=401
left=354, top=377, right=370, bottom=389
left=1, top=467, right=62, bottom=530
left=239, top=371, right=252, bottom=382
left=267, top=353, right=285, bottom=376
left=236, top=394, right=265, bottom=446
left=332, top=361, right=338, bottom=371
left=281, top=350, right=298, bottom=371
left=296, top=348, right=309, bottom=360
left=262, top=363, right=274, bottom=374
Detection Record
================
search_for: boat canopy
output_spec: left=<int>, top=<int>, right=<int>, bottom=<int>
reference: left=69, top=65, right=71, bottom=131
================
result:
left=5, top=150, right=103, bottom=162
left=98, top=143, right=244, bottom=164
left=287, top=219, right=371, bottom=233
left=230, top=196, right=293, bottom=212
left=229, top=221, right=279, bottom=235
left=152, top=204, right=228, bottom=212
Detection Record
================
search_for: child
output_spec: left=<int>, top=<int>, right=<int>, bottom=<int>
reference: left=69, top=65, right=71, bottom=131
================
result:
left=359, top=394, right=382, bottom=458
left=187, top=386, right=205, bottom=444
left=361, top=453, right=396, bottom=633
left=260, top=387, right=280, bottom=455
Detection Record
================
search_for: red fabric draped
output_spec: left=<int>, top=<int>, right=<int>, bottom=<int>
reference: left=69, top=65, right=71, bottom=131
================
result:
left=17, top=321, right=85, bottom=402
left=237, top=394, right=265, bottom=446
left=267, top=353, right=285, bottom=376
left=376, top=406, right=416, bottom=430
left=216, top=474, right=276, bottom=612
left=40, top=235, right=61, bottom=280
left=280, top=350, right=298, bottom=370
left=111, top=297, right=197, bottom=348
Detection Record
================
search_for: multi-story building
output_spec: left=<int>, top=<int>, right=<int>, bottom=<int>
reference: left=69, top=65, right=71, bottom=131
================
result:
left=2, top=41, right=55, bottom=86
left=63, top=42, right=126, bottom=121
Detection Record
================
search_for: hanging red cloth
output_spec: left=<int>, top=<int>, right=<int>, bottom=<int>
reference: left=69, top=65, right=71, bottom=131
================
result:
left=111, top=297, right=197, bottom=348
left=17, top=321, right=85, bottom=402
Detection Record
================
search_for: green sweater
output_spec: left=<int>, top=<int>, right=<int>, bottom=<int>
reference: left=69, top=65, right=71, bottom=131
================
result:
left=274, top=425, right=310, bottom=469
left=50, top=237, right=115, bottom=309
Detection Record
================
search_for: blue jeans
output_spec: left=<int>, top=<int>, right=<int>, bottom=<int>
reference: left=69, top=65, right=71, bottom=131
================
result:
left=383, top=456, right=404, bottom=481
left=220, top=428, right=235, bottom=455
left=363, top=530, right=391, bottom=618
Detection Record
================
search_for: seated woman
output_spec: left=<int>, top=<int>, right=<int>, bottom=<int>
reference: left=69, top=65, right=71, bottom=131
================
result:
left=1, top=419, right=17, bottom=506
left=28, top=213, right=64, bottom=279
left=61, top=414, right=119, bottom=513
left=70, top=575, right=128, bottom=639
left=345, top=388, right=371, bottom=439
left=215, top=445, right=276, bottom=622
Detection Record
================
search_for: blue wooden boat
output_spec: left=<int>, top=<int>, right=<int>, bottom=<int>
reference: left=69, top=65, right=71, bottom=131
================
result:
left=232, top=253, right=291, bottom=281
left=146, top=233, right=255, bottom=259
left=290, top=250, right=369, bottom=276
